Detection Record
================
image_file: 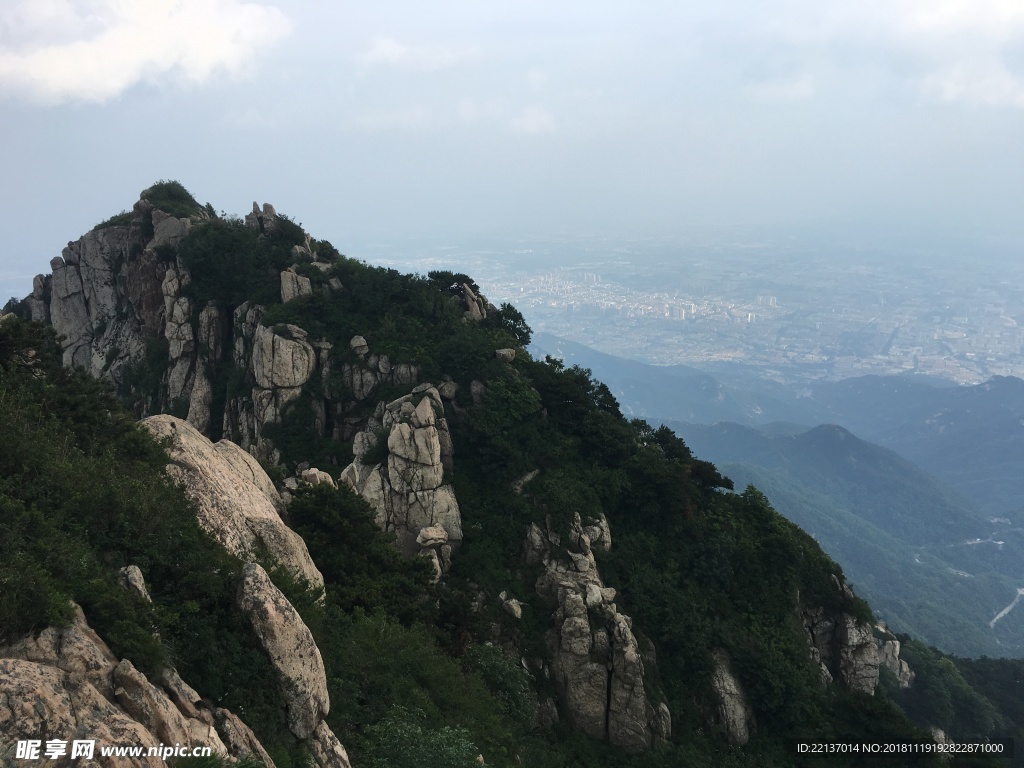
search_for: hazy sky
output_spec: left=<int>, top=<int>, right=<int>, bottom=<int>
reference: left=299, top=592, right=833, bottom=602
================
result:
left=2, top=1, right=1024, bottom=300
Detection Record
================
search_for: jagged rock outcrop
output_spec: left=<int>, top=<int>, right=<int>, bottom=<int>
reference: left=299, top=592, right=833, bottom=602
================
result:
left=0, top=604, right=269, bottom=767
left=523, top=511, right=666, bottom=751
left=874, top=624, right=915, bottom=689
left=709, top=652, right=756, bottom=746
left=461, top=283, right=495, bottom=322
left=143, top=415, right=323, bottom=589
left=801, top=592, right=881, bottom=694
left=341, top=383, right=462, bottom=573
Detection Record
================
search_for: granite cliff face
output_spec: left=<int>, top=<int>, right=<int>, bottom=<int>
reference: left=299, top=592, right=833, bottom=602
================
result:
left=10, top=185, right=927, bottom=761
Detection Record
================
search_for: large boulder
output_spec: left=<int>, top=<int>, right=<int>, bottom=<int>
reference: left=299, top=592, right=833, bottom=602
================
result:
left=252, top=323, right=317, bottom=390
left=142, top=415, right=323, bottom=589
left=237, top=564, right=329, bottom=740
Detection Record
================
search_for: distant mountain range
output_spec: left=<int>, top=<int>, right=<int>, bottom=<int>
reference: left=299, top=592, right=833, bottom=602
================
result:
left=533, top=332, right=1024, bottom=657
left=670, top=420, right=1024, bottom=658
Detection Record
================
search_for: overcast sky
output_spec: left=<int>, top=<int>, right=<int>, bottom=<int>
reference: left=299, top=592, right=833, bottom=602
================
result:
left=2, top=0, right=1024, bottom=300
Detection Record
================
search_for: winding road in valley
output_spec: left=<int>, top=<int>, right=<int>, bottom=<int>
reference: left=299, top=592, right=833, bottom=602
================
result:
left=989, top=587, right=1024, bottom=628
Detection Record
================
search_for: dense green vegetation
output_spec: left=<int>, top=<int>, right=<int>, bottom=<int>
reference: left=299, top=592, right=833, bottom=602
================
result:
left=6, top=184, right=1022, bottom=768
left=672, top=421, right=1024, bottom=657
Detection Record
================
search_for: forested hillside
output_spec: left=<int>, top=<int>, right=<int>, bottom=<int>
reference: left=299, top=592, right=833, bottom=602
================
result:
left=2, top=182, right=1019, bottom=767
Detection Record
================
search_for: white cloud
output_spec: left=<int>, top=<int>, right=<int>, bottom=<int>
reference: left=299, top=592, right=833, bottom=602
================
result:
left=920, top=61, right=1024, bottom=107
left=0, top=0, right=290, bottom=104
left=511, top=103, right=555, bottom=134
left=357, top=37, right=479, bottom=72
left=749, top=72, right=816, bottom=104
left=756, top=0, right=1024, bottom=107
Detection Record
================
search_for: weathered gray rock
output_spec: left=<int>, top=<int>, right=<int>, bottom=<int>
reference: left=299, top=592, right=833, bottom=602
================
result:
left=511, top=469, right=540, bottom=495
left=838, top=616, right=880, bottom=694
left=801, top=601, right=880, bottom=693
left=875, top=624, right=914, bottom=689
left=301, top=468, right=337, bottom=488
left=350, top=335, right=369, bottom=356
left=341, top=386, right=463, bottom=567
left=215, top=708, right=278, bottom=767
left=528, top=513, right=663, bottom=751
left=0, top=605, right=268, bottom=766
left=253, top=323, right=317, bottom=390
left=417, top=526, right=449, bottom=547
left=281, top=269, right=313, bottom=303
left=143, top=415, right=323, bottom=589
left=462, top=283, right=489, bottom=322
left=308, top=719, right=353, bottom=768
left=114, top=658, right=227, bottom=753
left=498, top=591, right=524, bottom=620
left=149, top=209, right=191, bottom=249
left=710, top=652, right=755, bottom=746
left=0, top=658, right=165, bottom=767
left=495, top=348, right=516, bottom=363
left=237, top=563, right=329, bottom=740
left=214, top=438, right=284, bottom=509
left=118, top=565, right=152, bottom=603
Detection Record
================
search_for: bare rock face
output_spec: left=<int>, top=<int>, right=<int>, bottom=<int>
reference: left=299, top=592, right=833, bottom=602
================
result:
left=237, top=563, right=329, bottom=740
left=253, top=323, right=317, bottom=390
left=461, top=283, right=495, bottom=322
left=143, top=415, right=323, bottom=589
left=0, top=605, right=270, bottom=767
left=49, top=227, right=150, bottom=380
left=709, top=652, right=755, bottom=746
left=215, top=708, right=278, bottom=768
left=308, top=720, right=354, bottom=768
left=117, top=565, right=152, bottom=603
left=838, top=616, right=881, bottom=694
left=341, top=385, right=462, bottom=572
left=113, top=658, right=227, bottom=753
left=524, top=513, right=665, bottom=751
left=874, top=624, right=914, bottom=689
left=281, top=268, right=313, bottom=303
left=801, top=599, right=881, bottom=694
left=0, top=658, right=165, bottom=767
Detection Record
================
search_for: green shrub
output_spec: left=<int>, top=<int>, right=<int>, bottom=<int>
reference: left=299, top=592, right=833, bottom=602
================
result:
left=141, top=180, right=207, bottom=219
left=94, top=209, right=133, bottom=229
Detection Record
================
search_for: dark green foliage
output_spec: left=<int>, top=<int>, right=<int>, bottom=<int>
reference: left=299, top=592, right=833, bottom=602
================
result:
left=288, top=485, right=437, bottom=625
left=94, top=209, right=133, bottom=229
left=427, top=270, right=480, bottom=293
left=889, top=640, right=1007, bottom=743
left=177, top=218, right=283, bottom=308
left=0, top=319, right=299, bottom=760
left=485, top=302, right=533, bottom=346
left=141, top=180, right=207, bottom=219
left=362, top=706, right=480, bottom=768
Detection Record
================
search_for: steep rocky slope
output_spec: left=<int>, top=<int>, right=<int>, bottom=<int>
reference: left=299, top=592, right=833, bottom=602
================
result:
left=4, top=182, right=998, bottom=767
